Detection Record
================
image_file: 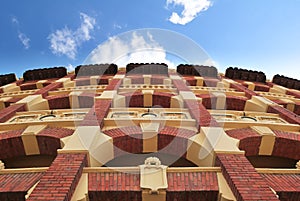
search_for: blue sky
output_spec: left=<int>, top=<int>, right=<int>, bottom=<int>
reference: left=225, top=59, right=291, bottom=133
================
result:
left=0, top=0, right=300, bottom=80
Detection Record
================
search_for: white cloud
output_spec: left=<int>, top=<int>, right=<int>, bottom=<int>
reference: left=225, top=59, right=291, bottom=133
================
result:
left=48, top=12, right=96, bottom=59
left=67, top=64, right=75, bottom=72
left=11, top=16, right=19, bottom=25
left=86, top=32, right=176, bottom=68
left=166, top=0, right=212, bottom=25
left=18, top=33, right=30, bottom=49
left=11, top=16, right=31, bottom=49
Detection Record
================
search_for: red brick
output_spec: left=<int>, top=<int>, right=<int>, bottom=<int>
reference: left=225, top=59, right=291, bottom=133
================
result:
left=216, top=154, right=279, bottom=201
left=28, top=153, right=87, bottom=201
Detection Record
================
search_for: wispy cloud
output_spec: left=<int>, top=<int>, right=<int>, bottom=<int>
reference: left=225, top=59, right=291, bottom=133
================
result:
left=86, top=32, right=176, bottom=68
left=166, top=0, right=212, bottom=25
left=48, top=12, right=96, bottom=59
left=11, top=16, right=31, bottom=49
left=18, top=33, right=30, bottom=49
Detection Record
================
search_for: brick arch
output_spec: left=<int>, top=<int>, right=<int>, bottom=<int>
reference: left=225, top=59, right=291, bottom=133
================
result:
left=226, top=128, right=262, bottom=156
left=37, top=127, right=75, bottom=155
left=103, top=126, right=197, bottom=160
left=0, top=129, right=26, bottom=159
left=0, top=127, right=74, bottom=160
left=272, top=130, right=300, bottom=160
left=123, top=92, right=144, bottom=107
left=103, top=126, right=143, bottom=157
left=197, top=94, right=248, bottom=111
left=122, top=91, right=175, bottom=108
left=158, top=126, right=197, bottom=158
left=226, top=128, right=300, bottom=160
left=47, top=94, right=71, bottom=109
left=152, top=92, right=175, bottom=108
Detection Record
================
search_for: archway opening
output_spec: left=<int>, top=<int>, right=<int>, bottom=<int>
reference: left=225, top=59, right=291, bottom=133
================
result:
left=2, top=155, right=56, bottom=168
left=247, top=155, right=297, bottom=168
left=103, top=153, right=197, bottom=167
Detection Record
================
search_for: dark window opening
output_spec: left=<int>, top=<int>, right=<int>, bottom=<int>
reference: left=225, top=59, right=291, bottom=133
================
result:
left=104, top=153, right=197, bottom=167
left=247, top=155, right=297, bottom=169
left=2, top=155, right=56, bottom=168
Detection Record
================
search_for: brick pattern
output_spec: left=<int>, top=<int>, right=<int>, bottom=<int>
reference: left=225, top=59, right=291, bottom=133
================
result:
left=272, top=130, right=300, bottom=160
left=0, top=173, right=44, bottom=201
left=261, top=174, right=300, bottom=201
left=216, top=154, right=279, bottom=201
left=34, top=82, right=63, bottom=98
left=0, top=103, right=26, bottom=123
left=151, top=76, right=165, bottom=84
left=105, top=79, right=122, bottom=90
left=104, top=126, right=143, bottom=157
left=198, top=94, right=247, bottom=111
left=172, top=79, right=190, bottom=91
left=94, top=99, right=112, bottom=128
left=20, top=82, right=37, bottom=90
left=287, top=90, right=300, bottom=98
left=28, top=153, right=87, bottom=201
left=226, top=128, right=262, bottom=156
left=267, top=105, right=300, bottom=125
left=254, top=84, right=270, bottom=92
left=75, top=77, right=90, bottom=86
left=184, top=100, right=220, bottom=129
left=47, top=95, right=71, bottom=109
left=203, top=78, right=219, bottom=87
left=124, top=92, right=144, bottom=107
left=167, top=172, right=219, bottom=201
left=230, top=83, right=258, bottom=98
left=158, top=126, right=196, bottom=158
left=0, top=129, right=25, bottom=160
left=78, top=93, right=95, bottom=108
left=88, top=172, right=141, bottom=201
left=226, top=96, right=247, bottom=111
left=152, top=92, right=174, bottom=108
left=294, top=103, right=300, bottom=115
left=3, top=97, right=22, bottom=108
left=37, top=127, right=75, bottom=155
left=183, top=76, right=197, bottom=86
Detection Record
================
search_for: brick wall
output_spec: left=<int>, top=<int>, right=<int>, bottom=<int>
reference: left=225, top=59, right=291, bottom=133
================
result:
left=37, top=127, right=75, bottom=155
left=158, top=126, right=196, bottom=157
left=216, top=154, right=279, bottom=201
left=78, top=93, right=95, bottom=108
left=34, top=82, right=63, bottom=98
left=88, top=172, right=141, bottom=201
left=28, top=153, right=87, bottom=201
left=267, top=105, right=300, bottom=125
left=167, top=172, right=219, bottom=201
left=172, top=79, right=190, bottom=91
left=226, top=128, right=262, bottom=156
left=0, top=172, right=44, bottom=201
left=124, top=92, right=144, bottom=107
left=0, top=129, right=25, bottom=159
left=230, top=83, right=258, bottom=98
left=261, top=173, right=300, bottom=201
left=47, top=95, right=71, bottom=109
left=152, top=92, right=174, bottom=108
left=104, top=126, right=143, bottom=157
left=254, top=84, right=270, bottom=92
left=272, top=130, right=300, bottom=160
left=0, top=103, right=26, bottom=123
left=105, top=79, right=122, bottom=90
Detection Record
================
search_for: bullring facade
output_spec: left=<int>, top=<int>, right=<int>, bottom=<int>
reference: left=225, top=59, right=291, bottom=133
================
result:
left=0, top=63, right=299, bottom=201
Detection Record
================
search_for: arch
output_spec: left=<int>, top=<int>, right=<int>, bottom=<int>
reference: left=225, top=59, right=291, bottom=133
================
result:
left=197, top=94, right=248, bottom=111
left=103, top=126, right=197, bottom=164
left=122, top=91, right=175, bottom=108
left=47, top=94, right=71, bottom=109
left=0, top=127, right=74, bottom=163
left=226, top=128, right=300, bottom=160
